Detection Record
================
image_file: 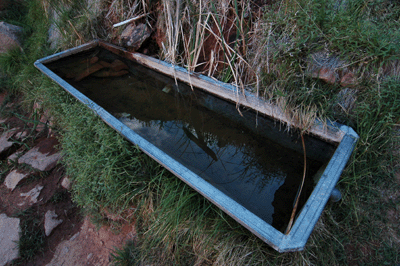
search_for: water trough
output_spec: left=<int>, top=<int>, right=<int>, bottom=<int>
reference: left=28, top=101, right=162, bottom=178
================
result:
left=35, top=40, right=358, bottom=252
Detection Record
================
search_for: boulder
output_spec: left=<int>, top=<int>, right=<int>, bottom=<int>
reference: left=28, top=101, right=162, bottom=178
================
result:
left=120, top=23, right=152, bottom=50
left=0, top=213, right=20, bottom=266
left=0, top=21, right=23, bottom=54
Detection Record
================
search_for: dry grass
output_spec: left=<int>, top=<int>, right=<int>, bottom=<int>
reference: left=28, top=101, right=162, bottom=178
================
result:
left=106, top=0, right=140, bottom=23
left=161, top=1, right=259, bottom=86
left=159, top=0, right=181, bottom=64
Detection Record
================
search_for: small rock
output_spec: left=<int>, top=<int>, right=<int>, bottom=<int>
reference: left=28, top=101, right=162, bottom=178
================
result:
left=14, top=130, right=28, bottom=140
left=318, top=67, right=337, bottom=84
left=4, top=170, right=30, bottom=191
left=120, top=23, right=152, bottom=50
left=340, top=72, right=357, bottom=87
left=36, top=114, right=49, bottom=132
left=44, top=210, right=63, bottom=236
left=70, top=232, right=80, bottom=241
left=7, top=150, right=24, bottom=164
left=61, top=176, right=71, bottom=190
left=20, top=185, right=43, bottom=204
left=0, top=213, right=20, bottom=266
left=0, top=130, right=14, bottom=155
left=37, top=110, right=55, bottom=133
left=87, top=253, right=93, bottom=260
left=61, top=246, right=69, bottom=255
left=308, top=52, right=344, bottom=84
left=0, top=21, right=23, bottom=54
left=18, top=137, right=62, bottom=171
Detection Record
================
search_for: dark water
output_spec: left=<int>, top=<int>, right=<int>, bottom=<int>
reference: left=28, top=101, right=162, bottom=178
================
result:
left=46, top=48, right=336, bottom=232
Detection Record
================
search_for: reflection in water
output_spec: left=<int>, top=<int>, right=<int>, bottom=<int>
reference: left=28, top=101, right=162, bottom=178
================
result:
left=45, top=48, right=328, bottom=232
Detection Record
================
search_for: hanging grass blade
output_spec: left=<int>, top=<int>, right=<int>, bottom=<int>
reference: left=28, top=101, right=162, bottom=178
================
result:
left=285, top=133, right=307, bottom=235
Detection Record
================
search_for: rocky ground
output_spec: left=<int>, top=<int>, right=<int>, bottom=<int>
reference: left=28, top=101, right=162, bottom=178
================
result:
left=0, top=92, right=135, bottom=266
left=0, top=14, right=137, bottom=266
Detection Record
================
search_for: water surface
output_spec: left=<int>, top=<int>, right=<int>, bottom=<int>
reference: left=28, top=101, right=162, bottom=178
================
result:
left=46, top=48, right=336, bottom=232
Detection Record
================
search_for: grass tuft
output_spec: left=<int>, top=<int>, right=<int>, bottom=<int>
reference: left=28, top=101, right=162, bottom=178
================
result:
left=15, top=207, right=46, bottom=262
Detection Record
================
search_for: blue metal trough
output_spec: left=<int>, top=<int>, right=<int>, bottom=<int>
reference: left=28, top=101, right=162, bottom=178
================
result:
left=34, top=40, right=358, bottom=252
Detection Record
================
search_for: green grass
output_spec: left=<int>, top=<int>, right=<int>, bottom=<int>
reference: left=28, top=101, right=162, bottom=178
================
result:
left=0, top=160, right=12, bottom=183
left=0, top=0, right=29, bottom=28
left=14, top=207, right=46, bottom=263
left=111, top=240, right=138, bottom=266
left=0, top=0, right=399, bottom=265
left=49, top=190, right=70, bottom=203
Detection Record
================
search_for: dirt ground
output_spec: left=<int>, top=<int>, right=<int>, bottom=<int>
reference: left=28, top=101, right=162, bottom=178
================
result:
left=45, top=217, right=135, bottom=266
